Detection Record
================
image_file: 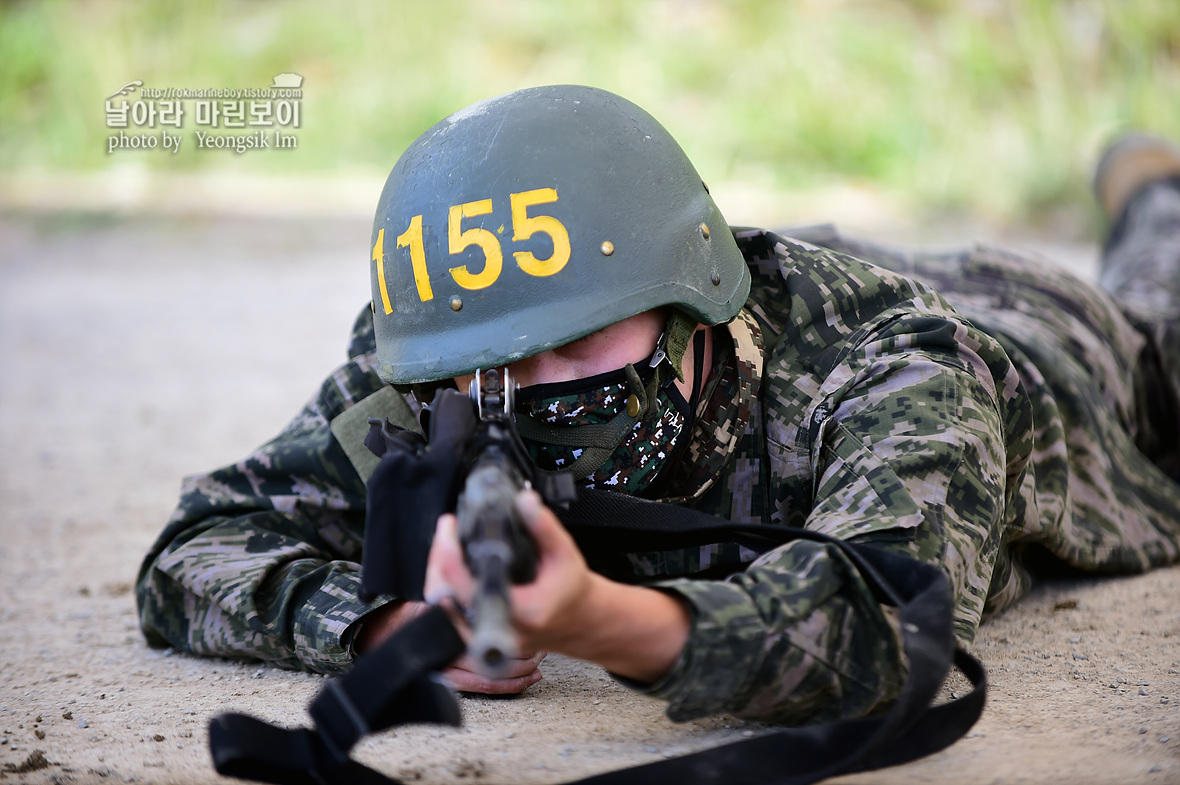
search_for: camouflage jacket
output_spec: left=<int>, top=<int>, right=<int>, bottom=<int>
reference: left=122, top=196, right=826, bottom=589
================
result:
left=136, top=228, right=1180, bottom=726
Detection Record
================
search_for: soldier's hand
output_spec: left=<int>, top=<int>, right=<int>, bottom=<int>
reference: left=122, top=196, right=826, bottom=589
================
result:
left=427, top=489, right=689, bottom=685
left=436, top=649, right=546, bottom=695
left=354, top=599, right=545, bottom=694
left=424, top=489, right=594, bottom=656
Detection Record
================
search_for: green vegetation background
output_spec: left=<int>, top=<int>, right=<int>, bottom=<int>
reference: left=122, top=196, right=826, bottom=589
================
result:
left=2, top=0, right=1177, bottom=224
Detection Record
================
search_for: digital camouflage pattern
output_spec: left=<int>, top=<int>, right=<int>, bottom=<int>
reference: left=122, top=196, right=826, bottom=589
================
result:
left=137, top=219, right=1180, bottom=725
left=515, top=366, right=690, bottom=495
left=630, top=226, right=1180, bottom=723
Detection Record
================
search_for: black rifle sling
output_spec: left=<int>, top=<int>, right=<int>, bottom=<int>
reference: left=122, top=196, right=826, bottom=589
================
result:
left=556, top=489, right=987, bottom=784
left=209, top=488, right=985, bottom=785
left=210, top=606, right=466, bottom=785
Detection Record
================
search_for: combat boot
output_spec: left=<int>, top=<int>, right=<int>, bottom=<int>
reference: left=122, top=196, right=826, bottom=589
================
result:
left=1095, top=133, right=1180, bottom=479
left=1092, top=133, right=1180, bottom=316
left=1093, top=133, right=1180, bottom=226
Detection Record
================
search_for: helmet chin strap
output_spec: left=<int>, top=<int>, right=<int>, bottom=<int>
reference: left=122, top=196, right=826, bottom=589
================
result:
left=513, top=311, right=699, bottom=481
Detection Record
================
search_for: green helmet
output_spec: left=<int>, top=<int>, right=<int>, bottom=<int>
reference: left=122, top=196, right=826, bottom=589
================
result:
left=369, top=84, right=751, bottom=385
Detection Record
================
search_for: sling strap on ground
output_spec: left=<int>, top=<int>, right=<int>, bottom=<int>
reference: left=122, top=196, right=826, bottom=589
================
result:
left=209, top=489, right=986, bottom=785
left=210, top=606, right=465, bottom=785
left=554, top=489, right=986, bottom=784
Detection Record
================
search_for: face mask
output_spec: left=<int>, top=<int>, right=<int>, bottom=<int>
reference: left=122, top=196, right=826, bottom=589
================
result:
left=513, top=326, right=706, bottom=496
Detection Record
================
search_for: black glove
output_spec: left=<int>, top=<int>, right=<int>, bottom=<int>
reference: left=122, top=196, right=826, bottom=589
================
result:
left=359, top=388, right=477, bottom=602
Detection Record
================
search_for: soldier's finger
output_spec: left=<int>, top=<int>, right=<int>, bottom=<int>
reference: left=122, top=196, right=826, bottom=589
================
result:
left=440, top=664, right=543, bottom=695
left=424, top=514, right=474, bottom=605
left=515, top=490, right=573, bottom=555
left=451, top=649, right=546, bottom=677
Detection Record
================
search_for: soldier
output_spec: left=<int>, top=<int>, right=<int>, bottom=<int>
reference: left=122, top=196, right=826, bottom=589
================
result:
left=137, top=86, right=1180, bottom=725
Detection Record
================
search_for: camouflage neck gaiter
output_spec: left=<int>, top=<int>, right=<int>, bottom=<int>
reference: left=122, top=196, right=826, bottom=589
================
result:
left=515, top=333, right=704, bottom=496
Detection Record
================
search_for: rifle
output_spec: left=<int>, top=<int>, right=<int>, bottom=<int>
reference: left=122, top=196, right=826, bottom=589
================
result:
left=355, top=367, right=575, bottom=672
left=455, top=368, right=574, bottom=675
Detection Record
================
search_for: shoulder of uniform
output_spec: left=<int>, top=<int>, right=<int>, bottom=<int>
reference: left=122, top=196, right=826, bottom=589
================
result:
left=278, top=306, right=420, bottom=482
left=328, top=384, right=422, bottom=483
left=734, top=226, right=873, bottom=283
left=737, top=226, right=951, bottom=312
left=347, top=303, right=377, bottom=361
left=325, top=308, right=423, bottom=482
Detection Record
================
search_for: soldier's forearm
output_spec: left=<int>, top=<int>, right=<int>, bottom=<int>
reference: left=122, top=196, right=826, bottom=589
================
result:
left=546, top=575, right=691, bottom=684
left=629, top=538, right=909, bottom=724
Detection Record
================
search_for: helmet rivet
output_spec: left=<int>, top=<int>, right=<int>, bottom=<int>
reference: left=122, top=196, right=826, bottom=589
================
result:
left=600, top=241, right=615, bottom=256
left=626, top=394, right=641, bottom=417
left=450, top=297, right=463, bottom=312
left=711, top=271, right=721, bottom=286
left=370, top=301, right=376, bottom=313
left=699, top=223, right=710, bottom=239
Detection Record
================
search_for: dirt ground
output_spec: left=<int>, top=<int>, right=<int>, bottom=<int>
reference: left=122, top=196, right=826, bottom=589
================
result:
left=1, top=209, right=1178, bottom=785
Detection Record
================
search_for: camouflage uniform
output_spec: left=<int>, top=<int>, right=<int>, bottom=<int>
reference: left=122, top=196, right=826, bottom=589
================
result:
left=137, top=207, right=1180, bottom=726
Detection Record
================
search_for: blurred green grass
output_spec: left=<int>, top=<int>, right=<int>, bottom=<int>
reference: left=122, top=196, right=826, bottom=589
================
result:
left=1, top=0, right=1178, bottom=225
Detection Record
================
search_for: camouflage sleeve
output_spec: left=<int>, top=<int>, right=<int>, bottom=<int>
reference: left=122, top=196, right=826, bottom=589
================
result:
left=641, top=316, right=1013, bottom=725
left=135, top=357, right=391, bottom=674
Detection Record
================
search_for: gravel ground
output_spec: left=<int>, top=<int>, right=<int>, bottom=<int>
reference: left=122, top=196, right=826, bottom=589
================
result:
left=1, top=210, right=1177, bottom=785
